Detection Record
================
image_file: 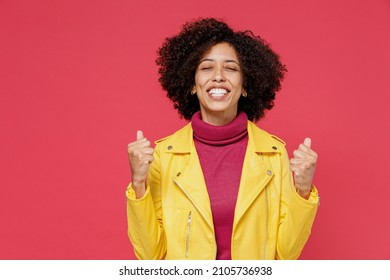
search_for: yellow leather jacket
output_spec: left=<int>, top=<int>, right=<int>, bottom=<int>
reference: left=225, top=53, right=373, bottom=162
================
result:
left=126, top=121, right=319, bottom=259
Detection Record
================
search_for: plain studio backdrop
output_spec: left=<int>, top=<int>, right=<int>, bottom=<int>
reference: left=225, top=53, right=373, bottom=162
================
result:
left=1, top=0, right=389, bottom=259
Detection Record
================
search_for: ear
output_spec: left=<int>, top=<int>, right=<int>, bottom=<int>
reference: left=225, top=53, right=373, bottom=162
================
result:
left=242, top=90, right=247, bottom=97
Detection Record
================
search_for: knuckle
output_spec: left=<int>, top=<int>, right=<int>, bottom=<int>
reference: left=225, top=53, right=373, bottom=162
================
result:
left=134, top=150, right=142, bottom=157
left=128, top=143, right=136, bottom=149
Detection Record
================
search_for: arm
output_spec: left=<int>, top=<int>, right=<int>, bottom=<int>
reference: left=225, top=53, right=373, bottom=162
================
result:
left=275, top=144, right=319, bottom=259
left=126, top=132, right=166, bottom=259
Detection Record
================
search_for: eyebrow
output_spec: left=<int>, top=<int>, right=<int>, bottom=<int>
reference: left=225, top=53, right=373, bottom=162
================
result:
left=199, top=58, right=240, bottom=66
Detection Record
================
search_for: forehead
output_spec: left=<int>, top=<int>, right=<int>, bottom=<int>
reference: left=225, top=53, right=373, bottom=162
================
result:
left=200, top=42, right=239, bottom=61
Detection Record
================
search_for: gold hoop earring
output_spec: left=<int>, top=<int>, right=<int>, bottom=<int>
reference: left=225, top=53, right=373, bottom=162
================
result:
left=191, top=86, right=196, bottom=95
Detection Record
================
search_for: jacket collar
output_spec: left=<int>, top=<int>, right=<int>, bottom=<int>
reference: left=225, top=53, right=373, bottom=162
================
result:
left=157, top=121, right=284, bottom=154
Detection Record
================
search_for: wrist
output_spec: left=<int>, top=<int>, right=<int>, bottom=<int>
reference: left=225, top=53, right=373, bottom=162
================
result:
left=131, top=177, right=146, bottom=188
left=296, top=186, right=311, bottom=200
left=132, top=179, right=146, bottom=189
left=131, top=180, right=146, bottom=199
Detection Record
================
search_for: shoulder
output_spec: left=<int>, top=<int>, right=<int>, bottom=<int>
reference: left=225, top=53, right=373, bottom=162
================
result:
left=154, top=123, right=192, bottom=144
left=154, top=123, right=193, bottom=153
left=247, top=121, right=287, bottom=152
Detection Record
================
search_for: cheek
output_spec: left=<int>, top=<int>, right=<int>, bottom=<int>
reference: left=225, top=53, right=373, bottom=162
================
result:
left=195, top=73, right=210, bottom=87
left=235, top=75, right=244, bottom=88
left=194, top=75, right=201, bottom=89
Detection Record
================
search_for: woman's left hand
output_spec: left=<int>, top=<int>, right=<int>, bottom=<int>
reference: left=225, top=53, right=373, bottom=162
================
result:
left=289, top=138, right=318, bottom=199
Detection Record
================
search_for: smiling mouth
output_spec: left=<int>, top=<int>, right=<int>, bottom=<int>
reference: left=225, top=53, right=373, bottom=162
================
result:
left=208, top=88, right=229, bottom=97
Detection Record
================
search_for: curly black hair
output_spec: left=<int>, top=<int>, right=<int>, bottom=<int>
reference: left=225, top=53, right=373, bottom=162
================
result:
left=156, top=18, right=287, bottom=121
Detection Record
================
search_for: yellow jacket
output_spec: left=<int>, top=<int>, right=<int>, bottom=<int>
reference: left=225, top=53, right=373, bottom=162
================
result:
left=126, top=121, right=319, bottom=260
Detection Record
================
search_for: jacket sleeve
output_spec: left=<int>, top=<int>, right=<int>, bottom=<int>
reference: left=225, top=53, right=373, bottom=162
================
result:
left=275, top=145, right=319, bottom=260
left=126, top=144, right=166, bottom=259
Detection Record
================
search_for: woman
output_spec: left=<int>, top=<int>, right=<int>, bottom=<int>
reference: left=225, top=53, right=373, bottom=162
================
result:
left=126, top=18, right=319, bottom=260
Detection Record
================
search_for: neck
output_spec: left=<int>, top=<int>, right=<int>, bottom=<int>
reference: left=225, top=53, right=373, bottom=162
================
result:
left=200, top=108, right=237, bottom=126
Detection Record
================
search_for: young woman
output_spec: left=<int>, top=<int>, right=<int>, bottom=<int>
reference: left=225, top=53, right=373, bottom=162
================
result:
left=126, top=18, right=319, bottom=260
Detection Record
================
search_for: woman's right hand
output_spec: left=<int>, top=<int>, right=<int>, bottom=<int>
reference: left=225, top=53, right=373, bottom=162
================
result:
left=127, top=130, right=154, bottom=198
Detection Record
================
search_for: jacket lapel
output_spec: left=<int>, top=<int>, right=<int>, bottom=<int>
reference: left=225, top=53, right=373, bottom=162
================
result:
left=233, top=122, right=281, bottom=226
left=162, top=123, right=214, bottom=231
left=173, top=151, right=214, bottom=231
left=233, top=145, right=273, bottom=225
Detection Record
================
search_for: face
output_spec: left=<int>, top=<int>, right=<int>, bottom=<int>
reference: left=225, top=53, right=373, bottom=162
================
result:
left=194, top=42, right=244, bottom=125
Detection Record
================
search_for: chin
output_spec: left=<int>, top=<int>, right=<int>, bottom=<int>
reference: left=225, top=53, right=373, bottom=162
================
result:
left=205, top=106, right=230, bottom=113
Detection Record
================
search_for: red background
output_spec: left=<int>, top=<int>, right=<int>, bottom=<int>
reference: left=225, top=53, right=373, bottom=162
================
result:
left=1, top=0, right=390, bottom=259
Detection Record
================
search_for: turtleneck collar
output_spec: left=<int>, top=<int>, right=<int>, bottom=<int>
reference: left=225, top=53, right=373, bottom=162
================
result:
left=191, top=111, right=248, bottom=146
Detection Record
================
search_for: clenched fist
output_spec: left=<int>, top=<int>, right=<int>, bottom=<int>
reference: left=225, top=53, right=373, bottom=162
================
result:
left=289, top=138, right=318, bottom=199
left=127, top=130, right=154, bottom=198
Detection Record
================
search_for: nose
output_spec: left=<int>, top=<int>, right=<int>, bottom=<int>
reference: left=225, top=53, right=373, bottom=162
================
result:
left=212, top=66, right=226, bottom=82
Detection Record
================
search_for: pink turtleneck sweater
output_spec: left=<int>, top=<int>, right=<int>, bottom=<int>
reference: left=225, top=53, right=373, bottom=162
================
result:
left=191, top=111, right=248, bottom=260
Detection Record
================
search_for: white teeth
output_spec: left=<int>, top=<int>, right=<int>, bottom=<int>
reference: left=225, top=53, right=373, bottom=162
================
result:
left=209, top=88, right=228, bottom=96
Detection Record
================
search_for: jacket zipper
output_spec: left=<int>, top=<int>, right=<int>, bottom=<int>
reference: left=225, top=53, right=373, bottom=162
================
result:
left=174, top=177, right=217, bottom=259
left=185, top=211, right=192, bottom=258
